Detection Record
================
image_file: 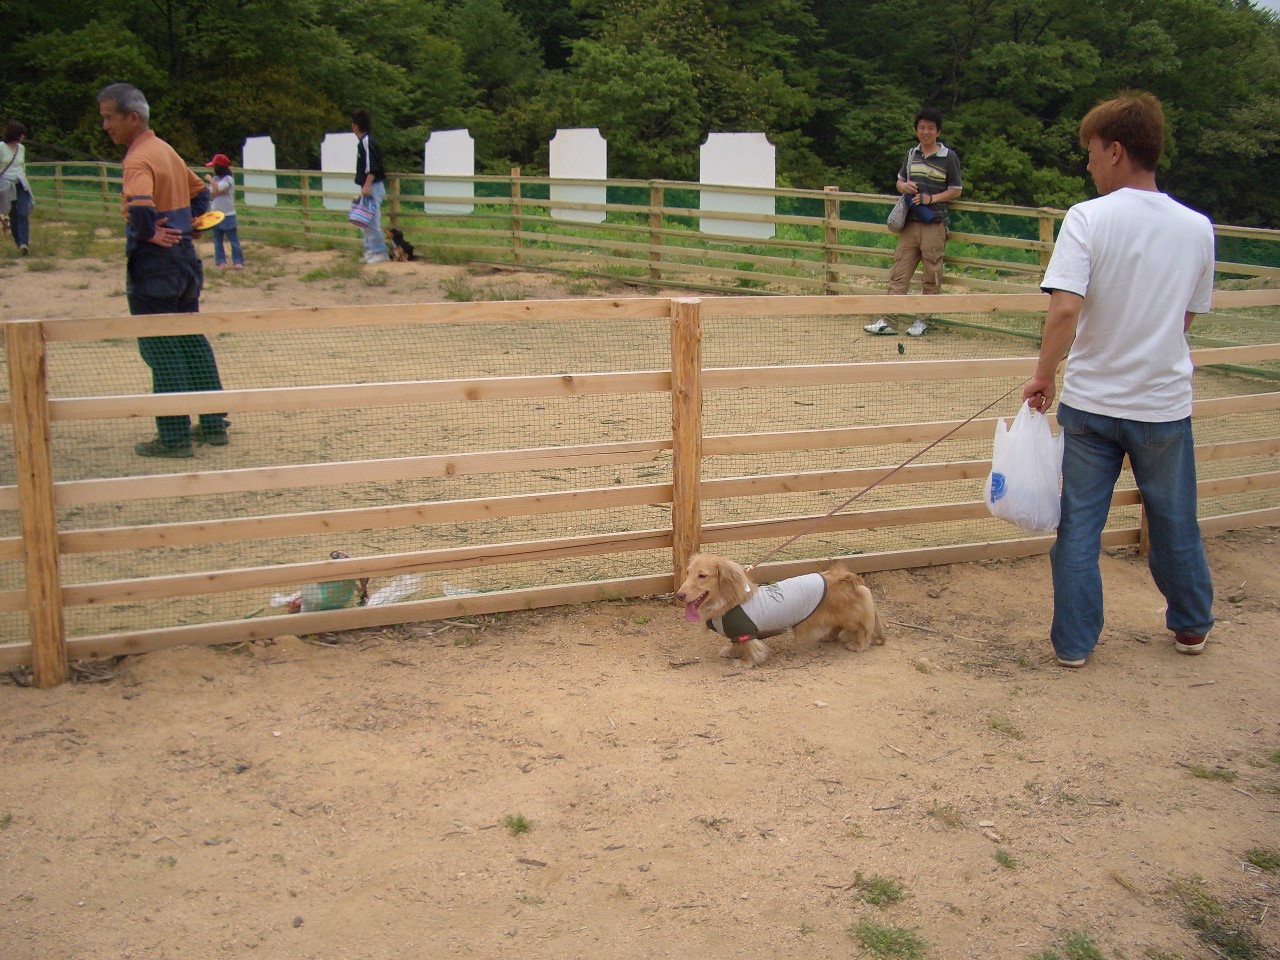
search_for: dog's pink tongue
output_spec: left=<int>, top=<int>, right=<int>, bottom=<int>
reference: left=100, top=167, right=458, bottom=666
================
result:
left=684, top=602, right=701, bottom=623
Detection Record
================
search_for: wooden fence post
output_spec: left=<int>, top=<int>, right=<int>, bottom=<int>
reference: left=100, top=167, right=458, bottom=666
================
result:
left=99, top=162, right=111, bottom=214
left=300, top=173, right=312, bottom=240
left=1038, top=209, right=1055, bottom=268
left=511, top=167, right=523, bottom=266
left=55, top=162, right=64, bottom=210
left=389, top=175, right=401, bottom=228
left=649, top=183, right=664, bottom=283
left=823, top=185, right=840, bottom=294
left=670, top=298, right=703, bottom=588
left=5, top=321, right=67, bottom=688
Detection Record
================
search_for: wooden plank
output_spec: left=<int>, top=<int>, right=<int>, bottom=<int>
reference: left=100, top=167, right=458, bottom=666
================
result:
left=5, top=321, right=67, bottom=687
left=697, top=293, right=1051, bottom=318
left=54, top=439, right=670, bottom=508
left=702, top=357, right=1036, bottom=389
left=59, top=483, right=675, bottom=554
left=670, top=298, right=703, bottom=585
left=52, top=370, right=674, bottom=422
left=40, top=297, right=674, bottom=341
left=1192, top=345, right=1280, bottom=366
left=1198, top=470, right=1280, bottom=497
left=1192, top=392, right=1280, bottom=417
left=60, top=527, right=676, bottom=607
left=702, top=417, right=1005, bottom=456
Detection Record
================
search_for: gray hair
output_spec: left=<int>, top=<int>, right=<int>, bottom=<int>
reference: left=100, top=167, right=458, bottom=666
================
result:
left=97, top=83, right=150, bottom=122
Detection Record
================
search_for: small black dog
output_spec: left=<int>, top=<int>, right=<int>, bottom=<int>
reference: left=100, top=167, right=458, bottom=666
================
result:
left=386, top=228, right=415, bottom=262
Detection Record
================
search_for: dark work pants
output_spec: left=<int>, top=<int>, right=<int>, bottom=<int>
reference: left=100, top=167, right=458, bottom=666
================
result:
left=126, top=246, right=226, bottom=446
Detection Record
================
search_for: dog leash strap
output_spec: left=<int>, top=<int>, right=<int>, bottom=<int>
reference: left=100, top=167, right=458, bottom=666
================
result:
left=746, top=379, right=1029, bottom=572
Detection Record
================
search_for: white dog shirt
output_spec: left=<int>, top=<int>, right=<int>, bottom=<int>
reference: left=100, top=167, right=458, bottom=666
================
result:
left=708, top=573, right=827, bottom=640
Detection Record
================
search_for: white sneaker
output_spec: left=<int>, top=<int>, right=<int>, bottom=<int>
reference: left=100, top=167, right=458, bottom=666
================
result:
left=906, top=319, right=928, bottom=337
left=864, top=318, right=896, bottom=335
left=365, top=253, right=390, bottom=264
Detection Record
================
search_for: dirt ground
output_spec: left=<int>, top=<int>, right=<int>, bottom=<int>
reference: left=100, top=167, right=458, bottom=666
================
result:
left=1, top=227, right=1279, bottom=960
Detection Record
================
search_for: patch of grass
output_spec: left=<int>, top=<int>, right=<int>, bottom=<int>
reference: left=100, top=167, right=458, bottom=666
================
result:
left=1245, top=847, right=1279, bottom=872
left=994, top=848, right=1017, bottom=869
left=441, top=276, right=529, bottom=302
left=0, top=812, right=11, bottom=830
left=988, top=715, right=1024, bottom=740
left=417, top=245, right=474, bottom=266
left=927, top=801, right=964, bottom=829
left=798, top=922, right=815, bottom=935
left=452, top=635, right=478, bottom=648
left=156, top=855, right=177, bottom=868
left=1186, top=764, right=1237, bottom=783
left=854, top=873, right=908, bottom=907
left=300, top=261, right=362, bottom=282
left=1169, top=875, right=1265, bottom=960
left=849, top=920, right=929, bottom=959
left=1266, top=750, right=1280, bottom=765
left=502, top=813, right=532, bottom=836
left=1031, top=931, right=1107, bottom=960
left=362, top=272, right=390, bottom=287
left=24, top=259, right=57, bottom=272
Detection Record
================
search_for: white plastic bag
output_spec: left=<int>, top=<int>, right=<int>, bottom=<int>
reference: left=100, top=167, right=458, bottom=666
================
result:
left=983, top=404, right=1064, bottom=533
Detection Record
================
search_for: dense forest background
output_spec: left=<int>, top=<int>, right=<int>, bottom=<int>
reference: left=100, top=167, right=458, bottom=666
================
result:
left=3, top=0, right=1279, bottom=225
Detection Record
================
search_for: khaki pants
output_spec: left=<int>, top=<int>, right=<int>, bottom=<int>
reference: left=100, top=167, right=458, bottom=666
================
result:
left=887, top=220, right=948, bottom=295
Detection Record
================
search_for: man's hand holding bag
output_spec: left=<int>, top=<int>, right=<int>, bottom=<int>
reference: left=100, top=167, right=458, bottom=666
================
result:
left=983, top=405, right=1064, bottom=534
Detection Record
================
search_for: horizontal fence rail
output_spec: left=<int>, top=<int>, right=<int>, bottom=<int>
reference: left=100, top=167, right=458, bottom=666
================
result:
left=28, top=163, right=1280, bottom=298
left=0, top=289, right=1277, bottom=687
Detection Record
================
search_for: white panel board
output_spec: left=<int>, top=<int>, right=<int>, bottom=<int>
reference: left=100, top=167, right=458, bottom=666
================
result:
left=241, top=136, right=277, bottom=208
left=320, top=132, right=359, bottom=212
left=699, top=132, right=775, bottom=239
left=550, top=128, right=606, bottom=224
left=423, top=129, right=475, bottom=215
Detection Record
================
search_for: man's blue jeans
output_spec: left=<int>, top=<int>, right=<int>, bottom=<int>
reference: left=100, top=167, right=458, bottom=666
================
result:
left=1050, top=402, right=1214, bottom=662
left=361, top=181, right=388, bottom=258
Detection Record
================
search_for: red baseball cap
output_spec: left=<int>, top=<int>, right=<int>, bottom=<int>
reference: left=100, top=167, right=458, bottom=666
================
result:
left=204, top=154, right=232, bottom=167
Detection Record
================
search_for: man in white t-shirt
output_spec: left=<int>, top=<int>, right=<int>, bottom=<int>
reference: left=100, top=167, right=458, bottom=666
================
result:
left=1022, top=91, right=1215, bottom=669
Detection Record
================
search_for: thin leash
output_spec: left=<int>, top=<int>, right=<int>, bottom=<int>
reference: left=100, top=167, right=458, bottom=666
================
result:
left=745, top=378, right=1031, bottom=573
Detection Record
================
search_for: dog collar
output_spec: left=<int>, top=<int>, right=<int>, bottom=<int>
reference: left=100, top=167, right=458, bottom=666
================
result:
left=733, top=635, right=751, bottom=644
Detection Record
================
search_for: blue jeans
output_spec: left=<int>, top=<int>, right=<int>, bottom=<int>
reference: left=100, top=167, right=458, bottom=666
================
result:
left=213, top=215, right=243, bottom=266
left=1049, top=403, right=1214, bottom=662
left=360, top=181, right=388, bottom=258
left=8, top=183, right=31, bottom=248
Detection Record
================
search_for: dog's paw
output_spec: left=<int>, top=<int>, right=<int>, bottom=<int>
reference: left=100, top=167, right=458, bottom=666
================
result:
left=719, top=644, right=740, bottom=660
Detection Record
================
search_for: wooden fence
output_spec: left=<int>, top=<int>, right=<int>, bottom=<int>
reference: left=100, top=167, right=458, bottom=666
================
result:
left=1, top=291, right=1278, bottom=688
left=29, top=163, right=1280, bottom=295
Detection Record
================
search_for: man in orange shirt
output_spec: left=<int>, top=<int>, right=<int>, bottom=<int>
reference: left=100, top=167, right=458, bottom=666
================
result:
left=98, top=82, right=228, bottom=458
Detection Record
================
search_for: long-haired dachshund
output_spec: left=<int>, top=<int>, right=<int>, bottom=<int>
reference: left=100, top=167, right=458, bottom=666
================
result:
left=676, top=553, right=886, bottom=668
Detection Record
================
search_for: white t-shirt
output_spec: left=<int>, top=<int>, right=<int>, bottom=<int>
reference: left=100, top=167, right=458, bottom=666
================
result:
left=210, top=174, right=236, bottom=216
left=1041, top=188, right=1214, bottom=421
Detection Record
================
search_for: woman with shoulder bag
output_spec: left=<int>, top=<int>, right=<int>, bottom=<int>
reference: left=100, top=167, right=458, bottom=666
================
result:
left=0, top=120, right=35, bottom=254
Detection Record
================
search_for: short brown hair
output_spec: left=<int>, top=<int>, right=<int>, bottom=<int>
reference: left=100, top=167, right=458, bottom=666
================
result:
left=1078, top=91, right=1165, bottom=172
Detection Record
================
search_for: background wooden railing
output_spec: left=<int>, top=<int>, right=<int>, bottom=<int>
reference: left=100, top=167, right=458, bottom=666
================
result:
left=29, top=163, right=1280, bottom=296
left=1, top=290, right=1277, bottom=688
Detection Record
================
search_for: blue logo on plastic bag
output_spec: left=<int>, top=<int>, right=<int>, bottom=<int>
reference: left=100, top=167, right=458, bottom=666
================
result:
left=989, top=472, right=1007, bottom=503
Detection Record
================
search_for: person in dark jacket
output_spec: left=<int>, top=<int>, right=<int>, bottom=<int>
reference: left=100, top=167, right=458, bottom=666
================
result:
left=351, top=108, right=390, bottom=264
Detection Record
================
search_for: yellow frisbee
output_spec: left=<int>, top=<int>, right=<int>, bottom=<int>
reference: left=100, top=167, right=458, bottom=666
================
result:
left=191, top=211, right=225, bottom=232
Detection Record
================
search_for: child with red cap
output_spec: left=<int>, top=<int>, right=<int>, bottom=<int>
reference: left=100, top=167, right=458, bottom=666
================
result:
left=203, top=153, right=244, bottom=268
